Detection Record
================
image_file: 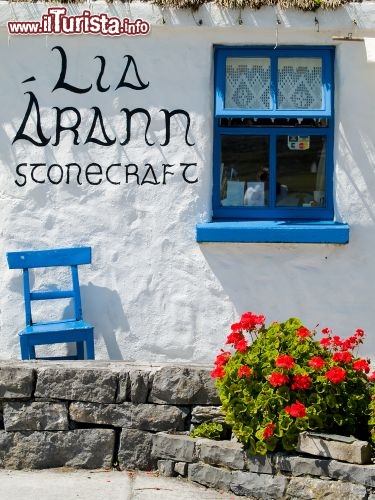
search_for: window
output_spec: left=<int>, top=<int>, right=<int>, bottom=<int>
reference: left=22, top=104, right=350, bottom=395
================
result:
left=215, top=46, right=334, bottom=220
left=196, top=46, right=349, bottom=243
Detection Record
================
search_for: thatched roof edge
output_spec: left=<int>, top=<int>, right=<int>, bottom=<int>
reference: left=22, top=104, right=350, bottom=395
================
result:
left=8, top=0, right=351, bottom=12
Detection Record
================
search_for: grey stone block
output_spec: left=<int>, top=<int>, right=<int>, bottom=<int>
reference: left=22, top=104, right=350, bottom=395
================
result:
left=286, top=476, right=367, bottom=500
left=148, top=366, right=220, bottom=405
left=230, top=470, right=288, bottom=499
left=118, top=428, right=156, bottom=471
left=116, top=371, right=130, bottom=403
left=274, top=452, right=330, bottom=477
left=0, top=366, right=34, bottom=399
left=116, top=369, right=152, bottom=404
left=188, top=462, right=232, bottom=491
left=157, top=460, right=175, bottom=477
left=129, top=370, right=151, bottom=403
left=174, top=461, right=187, bottom=476
left=3, top=402, right=69, bottom=431
left=0, top=429, right=115, bottom=469
left=190, top=406, right=224, bottom=425
left=246, top=453, right=274, bottom=474
left=328, top=460, right=375, bottom=487
left=152, top=433, right=197, bottom=462
left=35, top=367, right=117, bottom=403
left=297, top=432, right=372, bottom=465
left=198, top=439, right=245, bottom=470
left=70, top=401, right=189, bottom=432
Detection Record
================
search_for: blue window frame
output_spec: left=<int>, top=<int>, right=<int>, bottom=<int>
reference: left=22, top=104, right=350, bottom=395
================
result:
left=212, top=46, right=335, bottom=222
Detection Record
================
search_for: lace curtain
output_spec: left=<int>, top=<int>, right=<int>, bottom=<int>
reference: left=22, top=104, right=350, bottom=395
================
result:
left=225, top=57, right=271, bottom=110
left=278, top=58, right=322, bottom=110
left=225, top=57, right=322, bottom=110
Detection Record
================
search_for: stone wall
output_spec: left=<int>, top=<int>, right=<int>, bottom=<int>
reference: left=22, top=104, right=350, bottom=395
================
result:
left=155, top=433, right=375, bottom=500
left=0, top=361, right=219, bottom=470
left=1, top=361, right=375, bottom=500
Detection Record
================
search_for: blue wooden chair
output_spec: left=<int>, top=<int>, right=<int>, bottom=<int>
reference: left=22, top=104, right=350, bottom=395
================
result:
left=6, top=247, right=95, bottom=360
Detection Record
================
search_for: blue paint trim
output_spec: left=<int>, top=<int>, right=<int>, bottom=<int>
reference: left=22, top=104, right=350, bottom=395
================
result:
left=7, top=247, right=92, bottom=269
left=196, top=221, right=349, bottom=244
left=215, top=46, right=333, bottom=117
left=213, top=45, right=335, bottom=222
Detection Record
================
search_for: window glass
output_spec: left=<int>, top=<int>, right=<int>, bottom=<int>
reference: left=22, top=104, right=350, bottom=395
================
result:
left=276, top=135, right=326, bottom=207
left=220, top=135, right=269, bottom=207
left=225, top=58, right=271, bottom=110
left=277, top=58, right=323, bottom=110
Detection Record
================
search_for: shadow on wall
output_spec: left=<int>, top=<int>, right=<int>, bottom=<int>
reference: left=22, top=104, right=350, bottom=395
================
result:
left=65, top=282, right=133, bottom=360
left=198, top=244, right=265, bottom=317
left=81, top=282, right=133, bottom=360
left=197, top=243, right=356, bottom=329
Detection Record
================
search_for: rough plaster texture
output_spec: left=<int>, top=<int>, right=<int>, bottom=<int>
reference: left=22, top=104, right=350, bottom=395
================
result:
left=1, top=3, right=375, bottom=362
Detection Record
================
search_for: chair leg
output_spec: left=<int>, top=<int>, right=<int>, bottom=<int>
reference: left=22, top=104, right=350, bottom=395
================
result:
left=85, top=331, right=95, bottom=360
left=19, top=336, right=35, bottom=360
left=30, top=345, right=36, bottom=359
left=76, top=342, right=85, bottom=360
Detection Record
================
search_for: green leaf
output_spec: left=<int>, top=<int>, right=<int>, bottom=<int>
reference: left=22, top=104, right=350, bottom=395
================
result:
left=333, top=414, right=344, bottom=426
left=255, top=440, right=268, bottom=455
left=295, top=418, right=309, bottom=431
left=308, top=414, right=323, bottom=429
left=281, top=433, right=299, bottom=451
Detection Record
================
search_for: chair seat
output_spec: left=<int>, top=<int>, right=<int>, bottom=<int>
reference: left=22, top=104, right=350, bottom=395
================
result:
left=21, top=320, right=93, bottom=336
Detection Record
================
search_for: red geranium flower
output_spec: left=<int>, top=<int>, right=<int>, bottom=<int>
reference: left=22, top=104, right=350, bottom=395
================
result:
left=308, top=356, right=326, bottom=370
left=285, top=400, right=306, bottom=418
left=342, top=338, right=356, bottom=351
left=234, top=338, right=248, bottom=353
left=238, top=365, right=252, bottom=378
left=240, top=312, right=266, bottom=331
left=320, top=338, right=331, bottom=349
left=211, top=366, right=225, bottom=378
left=332, top=336, right=343, bottom=348
left=275, top=354, right=295, bottom=369
left=368, top=370, right=375, bottom=381
left=230, top=322, right=242, bottom=332
left=355, top=328, right=365, bottom=338
left=269, top=372, right=289, bottom=387
left=332, top=351, right=352, bottom=363
left=214, top=351, right=231, bottom=367
left=263, top=422, right=276, bottom=441
left=291, top=374, right=311, bottom=390
left=325, top=366, right=347, bottom=384
left=226, top=331, right=243, bottom=345
left=352, top=359, right=370, bottom=373
left=296, top=327, right=311, bottom=338
left=321, top=327, right=331, bottom=335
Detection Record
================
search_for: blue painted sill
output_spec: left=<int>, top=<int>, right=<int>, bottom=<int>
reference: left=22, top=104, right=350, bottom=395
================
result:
left=196, top=220, right=349, bottom=244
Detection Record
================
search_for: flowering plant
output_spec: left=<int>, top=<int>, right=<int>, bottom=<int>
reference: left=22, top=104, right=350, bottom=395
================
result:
left=212, top=312, right=373, bottom=455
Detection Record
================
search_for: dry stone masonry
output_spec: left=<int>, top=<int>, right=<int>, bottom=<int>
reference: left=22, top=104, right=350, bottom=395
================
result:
left=1, top=361, right=375, bottom=499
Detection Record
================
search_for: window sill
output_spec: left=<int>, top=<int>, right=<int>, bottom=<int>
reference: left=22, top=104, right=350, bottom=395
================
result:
left=196, top=220, right=349, bottom=244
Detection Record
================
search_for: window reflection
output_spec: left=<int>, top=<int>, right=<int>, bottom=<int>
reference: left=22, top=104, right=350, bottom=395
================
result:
left=220, top=136, right=269, bottom=207
left=276, top=136, right=326, bottom=207
left=220, top=135, right=326, bottom=209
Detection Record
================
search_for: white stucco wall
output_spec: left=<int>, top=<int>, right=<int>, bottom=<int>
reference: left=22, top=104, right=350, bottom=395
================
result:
left=1, top=1, right=375, bottom=362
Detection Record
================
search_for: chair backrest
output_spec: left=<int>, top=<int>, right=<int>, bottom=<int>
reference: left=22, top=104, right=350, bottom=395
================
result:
left=7, top=247, right=91, bottom=326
